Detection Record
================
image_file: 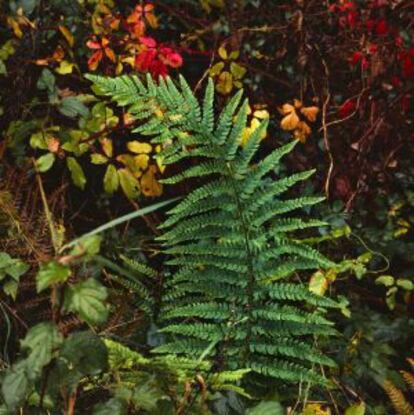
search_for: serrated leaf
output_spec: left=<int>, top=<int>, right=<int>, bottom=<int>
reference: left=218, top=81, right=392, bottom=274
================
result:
left=36, top=152, right=55, bottom=172
left=67, top=157, right=86, bottom=189
left=36, top=260, right=71, bottom=292
left=1, top=361, right=30, bottom=411
left=64, top=278, right=108, bottom=325
left=104, top=164, right=119, bottom=194
left=21, top=322, right=63, bottom=376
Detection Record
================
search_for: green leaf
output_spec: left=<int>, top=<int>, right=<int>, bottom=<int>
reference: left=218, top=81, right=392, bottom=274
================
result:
left=345, top=402, right=366, bottom=415
left=3, top=280, right=18, bottom=300
left=36, top=152, right=55, bottom=172
left=50, top=331, right=108, bottom=392
left=30, top=131, right=48, bottom=150
left=1, top=361, right=30, bottom=411
left=21, top=322, right=63, bottom=376
left=93, top=398, right=126, bottom=415
left=91, top=153, right=108, bottom=165
left=104, top=164, right=119, bottom=194
left=118, top=168, right=140, bottom=199
left=0, top=61, right=7, bottom=76
left=64, top=278, right=108, bottom=325
left=67, top=157, right=86, bottom=189
left=375, top=275, right=394, bottom=287
left=37, top=68, right=56, bottom=92
left=396, top=278, right=414, bottom=291
left=36, top=260, right=71, bottom=292
left=246, top=401, right=284, bottom=415
left=70, top=235, right=102, bottom=257
left=59, top=96, right=89, bottom=118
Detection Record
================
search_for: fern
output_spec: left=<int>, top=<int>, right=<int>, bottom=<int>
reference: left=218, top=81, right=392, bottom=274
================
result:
left=87, top=74, right=338, bottom=385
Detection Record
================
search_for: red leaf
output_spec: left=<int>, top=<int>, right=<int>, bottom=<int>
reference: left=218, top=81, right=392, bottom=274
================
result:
left=135, top=49, right=157, bottom=71
left=159, top=47, right=183, bottom=68
left=375, top=19, right=389, bottom=36
left=86, top=40, right=102, bottom=50
left=139, top=36, right=157, bottom=48
left=339, top=99, right=356, bottom=118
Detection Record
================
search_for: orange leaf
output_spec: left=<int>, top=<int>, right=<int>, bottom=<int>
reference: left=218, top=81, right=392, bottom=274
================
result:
left=104, top=47, right=116, bottom=63
left=59, top=25, right=74, bottom=47
left=88, top=50, right=103, bottom=71
left=301, top=106, right=319, bottom=122
left=281, top=111, right=300, bottom=131
left=279, top=103, right=295, bottom=115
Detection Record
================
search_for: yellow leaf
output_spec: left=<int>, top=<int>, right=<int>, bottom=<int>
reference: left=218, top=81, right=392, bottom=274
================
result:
left=303, top=403, right=332, bottom=415
left=140, top=165, right=163, bottom=197
left=209, top=62, right=225, bottom=77
left=280, top=110, right=300, bottom=131
left=59, top=25, right=74, bottom=47
left=216, top=71, right=233, bottom=95
left=55, top=60, right=74, bottom=75
left=7, top=17, right=23, bottom=38
left=100, top=138, right=113, bottom=158
left=253, top=109, right=269, bottom=119
left=230, top=62, right=246, bottom=80
left=134, top=154, right=149, bottom=170
left=218, top=46, right=228, bottom=60
left=309, top=271, right=329, bottom=296
left=117, top=154, right=142, bottom=178
left=301, top=106, right=319, bottom=122
left=127, top=141, right=152, bottom=154
left=229, top=50, right=240, bottom=60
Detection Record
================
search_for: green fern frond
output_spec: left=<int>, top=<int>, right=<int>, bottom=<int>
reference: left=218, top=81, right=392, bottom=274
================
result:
left=87, top=74, right=338, bottom=386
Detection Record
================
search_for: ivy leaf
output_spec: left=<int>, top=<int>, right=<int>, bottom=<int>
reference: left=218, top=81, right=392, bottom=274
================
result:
left=36, top=260, right=71, bottom=293
left=59, top=96, right=89, bottom=119
left=67, top=157, right=86, bottom=189
left=64, top=278, right=108, bottom=325
left=118, top=168, right=140, bottom=199
left=1, top=361, right=30, bottom=411
left=104, top=164, right=119, bottom=194
left=36, top=152, right=55, bottom=172
left=21, top=322, right=63, bottom=377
